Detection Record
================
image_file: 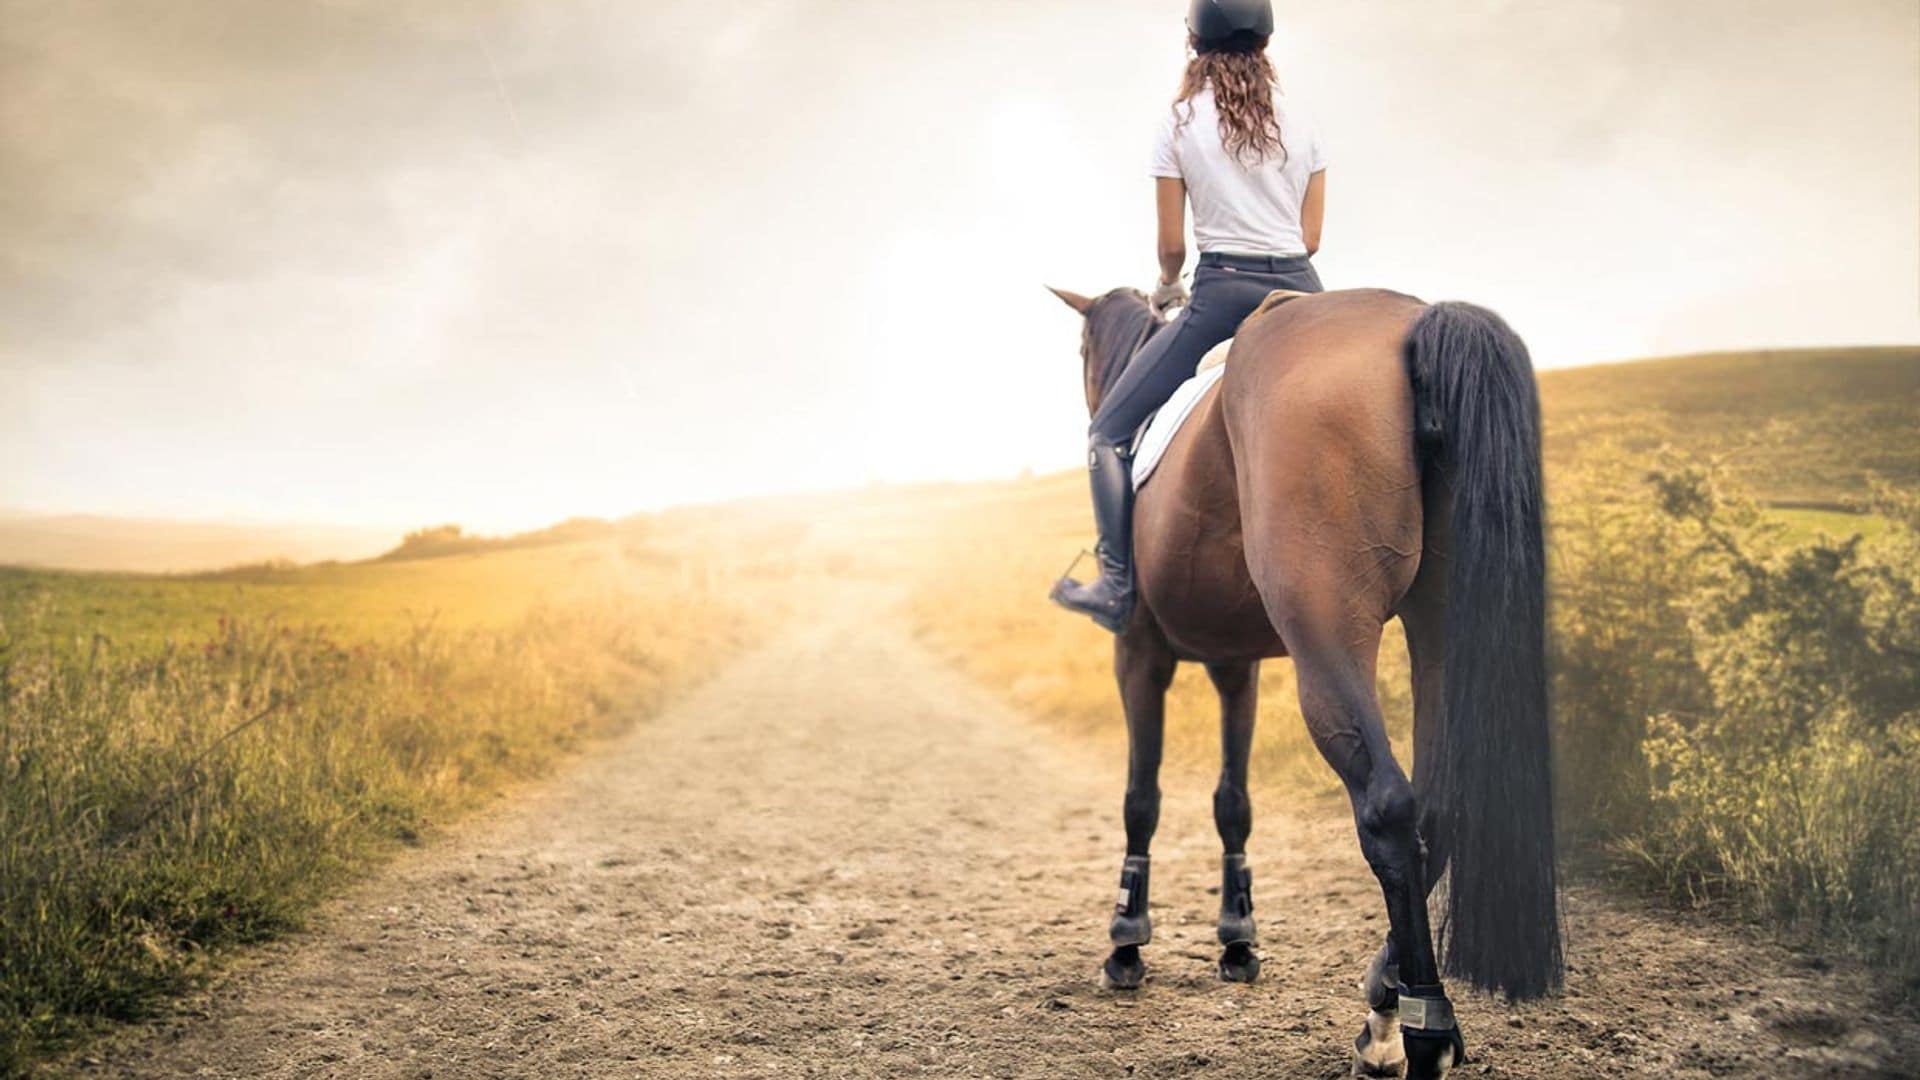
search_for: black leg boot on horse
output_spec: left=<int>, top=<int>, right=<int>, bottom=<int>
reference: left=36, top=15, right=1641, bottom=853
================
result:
left=1216, top=853, right=1258, bottom=982
left=1050, top=439, right=1136, bottom=632
left=1104, top=854, right=1152, bottom=989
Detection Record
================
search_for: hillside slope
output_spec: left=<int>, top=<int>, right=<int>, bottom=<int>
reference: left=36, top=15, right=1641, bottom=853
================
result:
left=0, top=512, right=395, bottom=573
left=1538, top=346, right=1918, bottom=503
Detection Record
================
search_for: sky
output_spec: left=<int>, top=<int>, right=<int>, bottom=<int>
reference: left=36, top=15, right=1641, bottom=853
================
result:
left=3, top=0, right=1916, bottom=533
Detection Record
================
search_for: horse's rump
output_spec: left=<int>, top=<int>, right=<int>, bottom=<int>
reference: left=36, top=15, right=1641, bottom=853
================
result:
left=1135, top=288, right=1429, bottom=661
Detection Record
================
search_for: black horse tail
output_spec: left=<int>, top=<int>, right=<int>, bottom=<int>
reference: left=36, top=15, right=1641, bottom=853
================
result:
left=1405, top=300, right=1563, bottom=1001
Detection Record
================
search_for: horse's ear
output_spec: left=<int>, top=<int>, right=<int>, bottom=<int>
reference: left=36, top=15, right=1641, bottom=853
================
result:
left=1047, top=286, right=1093, bottom=315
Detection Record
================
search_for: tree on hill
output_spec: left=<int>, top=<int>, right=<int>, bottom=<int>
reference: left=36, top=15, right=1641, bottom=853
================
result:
left=378, top=519, right=618, bottom=562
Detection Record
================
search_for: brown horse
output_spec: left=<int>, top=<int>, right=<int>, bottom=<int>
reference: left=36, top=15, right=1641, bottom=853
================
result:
left=1047, top=285, right=1561, bottom=1079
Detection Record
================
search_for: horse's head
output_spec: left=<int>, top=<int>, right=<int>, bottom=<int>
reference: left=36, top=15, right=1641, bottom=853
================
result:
left=1048, top=286, right=1162, bottom=416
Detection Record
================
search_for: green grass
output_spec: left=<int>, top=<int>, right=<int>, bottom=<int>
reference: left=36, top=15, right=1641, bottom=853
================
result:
left=1538, top=346, right=1919, bottom=503
left=1767, top=506, right=1892, bottom=545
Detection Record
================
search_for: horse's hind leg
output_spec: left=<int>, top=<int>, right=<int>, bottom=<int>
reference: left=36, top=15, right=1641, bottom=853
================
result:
left=1102, top=618, right=1176, bottom=990
left=1206, top=659, right=1261, bottom=983
left=1359, top=597, right=1451, bottom=1073
left=1291, top=626, right=1463, bottom=1080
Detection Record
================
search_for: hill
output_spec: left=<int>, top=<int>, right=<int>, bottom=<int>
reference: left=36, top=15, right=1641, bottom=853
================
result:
left=1537, top=346, right=1919, bottom=504
left=0, top=511, right=396, bottom=573
left=6, top=346, right=1908, bottom=577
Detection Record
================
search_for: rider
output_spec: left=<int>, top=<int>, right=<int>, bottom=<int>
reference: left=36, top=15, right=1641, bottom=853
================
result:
left=1050, top=0, right=1327, bottom=632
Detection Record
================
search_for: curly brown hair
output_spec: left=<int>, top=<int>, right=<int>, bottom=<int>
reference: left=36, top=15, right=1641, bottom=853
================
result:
left=1172, top=33, right=1285, bottom=169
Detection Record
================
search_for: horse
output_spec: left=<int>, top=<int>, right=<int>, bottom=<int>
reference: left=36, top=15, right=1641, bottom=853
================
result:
left=1045, top=284, right=1562, bottom=1079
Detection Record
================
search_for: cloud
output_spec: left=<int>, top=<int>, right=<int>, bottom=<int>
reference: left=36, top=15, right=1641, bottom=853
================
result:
left=0, top=0, right=1913, bottom=528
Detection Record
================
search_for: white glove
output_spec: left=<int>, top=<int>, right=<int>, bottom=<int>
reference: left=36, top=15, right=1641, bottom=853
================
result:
left=1150, top=278, right=1189, bottom=315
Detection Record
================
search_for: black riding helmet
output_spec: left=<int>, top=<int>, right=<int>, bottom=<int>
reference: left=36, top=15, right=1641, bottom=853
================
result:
left=1187, top=0, right=1273, bottom=45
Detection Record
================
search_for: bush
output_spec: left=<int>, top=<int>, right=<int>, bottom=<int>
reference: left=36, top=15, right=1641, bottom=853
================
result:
left=1549, top=448, right=1712, bottom=839
left=1555, top=452, right=1920, bottom=978
left=381, top=519, right=619, bottom=562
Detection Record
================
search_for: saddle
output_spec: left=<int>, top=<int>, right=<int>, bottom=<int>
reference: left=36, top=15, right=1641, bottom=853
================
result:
left=1129, top=289, right=1312, bottom=490
left=1129, top=339, right=1230, bottom=490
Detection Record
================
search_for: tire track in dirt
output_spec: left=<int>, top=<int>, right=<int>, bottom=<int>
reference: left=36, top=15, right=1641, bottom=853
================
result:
left=84, top=586, right=1919, bottom=1078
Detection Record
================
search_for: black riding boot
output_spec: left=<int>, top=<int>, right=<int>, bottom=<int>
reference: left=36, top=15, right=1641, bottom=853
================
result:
left=1050, top=439, right=1136, bottom=632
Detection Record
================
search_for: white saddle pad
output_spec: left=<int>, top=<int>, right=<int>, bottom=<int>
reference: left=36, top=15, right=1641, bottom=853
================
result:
left=1130, top=338, right=1232, bottom=490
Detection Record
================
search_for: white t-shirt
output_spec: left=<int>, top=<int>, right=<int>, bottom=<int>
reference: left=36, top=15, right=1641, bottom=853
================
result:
left=1149, top=87, right=1326, bottom=257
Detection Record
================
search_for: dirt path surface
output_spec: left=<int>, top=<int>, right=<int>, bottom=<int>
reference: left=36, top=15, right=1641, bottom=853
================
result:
left=88, top=590, right=1919, bottom=1078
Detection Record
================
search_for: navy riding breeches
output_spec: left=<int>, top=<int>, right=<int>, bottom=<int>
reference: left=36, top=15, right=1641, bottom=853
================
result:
left=1088, top=252, right=1323, bottom=446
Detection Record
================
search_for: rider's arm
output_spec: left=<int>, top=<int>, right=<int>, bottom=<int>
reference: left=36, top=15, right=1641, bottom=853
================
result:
left=1301, top=169, right=1326, bottom=256
left=1155, top=177, right=1187, bottom=285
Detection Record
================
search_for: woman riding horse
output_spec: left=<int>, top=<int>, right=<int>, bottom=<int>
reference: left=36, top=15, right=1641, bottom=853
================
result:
left=1047, top=4, right=1563, bottom=1078
left=1051, top=0, right=1326, bottom=631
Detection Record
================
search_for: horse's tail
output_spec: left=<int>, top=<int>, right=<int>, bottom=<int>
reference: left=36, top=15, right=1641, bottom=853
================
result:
left=1404, top=300, right=1563, bottom=1001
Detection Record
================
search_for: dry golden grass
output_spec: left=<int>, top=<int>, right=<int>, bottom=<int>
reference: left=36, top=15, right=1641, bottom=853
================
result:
left=0, top=526, right=771, bottom=1070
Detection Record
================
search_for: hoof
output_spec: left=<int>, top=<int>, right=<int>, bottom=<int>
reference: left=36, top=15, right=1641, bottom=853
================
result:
left=1101, top=945, right=1146, bottom=990
left=1352, top=1011, right=1405, bottom=1077
left=1401, top=1029, right=1461, bottom=1080
left=1361, top=941, right=1398, bottom=1009
left=1217, top=942, right=1261, bottom=983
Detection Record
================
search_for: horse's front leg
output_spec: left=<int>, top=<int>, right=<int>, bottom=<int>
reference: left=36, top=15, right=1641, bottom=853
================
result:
left=1205, top=659, right=1261, bottom=983
left=1102, top=617, right=1176, bottom=990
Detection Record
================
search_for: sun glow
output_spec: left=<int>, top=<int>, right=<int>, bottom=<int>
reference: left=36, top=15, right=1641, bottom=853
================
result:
left=1, top=1, right=1914, bottom=535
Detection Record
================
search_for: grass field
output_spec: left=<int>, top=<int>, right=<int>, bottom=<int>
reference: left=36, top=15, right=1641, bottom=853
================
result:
left=4, top=345, right=1915, bottom=1069
left=1540, top=346, right=1920, bottom=504
left=0, top=522, right=778, bottom=1071
left=2, top=542, right=618, bottom=653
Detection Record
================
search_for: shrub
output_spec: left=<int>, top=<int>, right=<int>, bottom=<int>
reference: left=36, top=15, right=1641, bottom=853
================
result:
left=1556, top=453, right=1920, bottom=978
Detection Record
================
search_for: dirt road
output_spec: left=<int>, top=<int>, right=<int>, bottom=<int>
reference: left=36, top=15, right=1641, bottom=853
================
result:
left=88, top=590, right=1918, bottom=1078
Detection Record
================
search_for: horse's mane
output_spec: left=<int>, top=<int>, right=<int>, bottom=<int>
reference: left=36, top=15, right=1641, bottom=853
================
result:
left=1085, top=289, right=1165, bottom=402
